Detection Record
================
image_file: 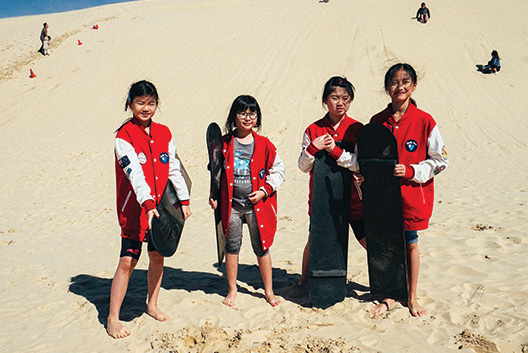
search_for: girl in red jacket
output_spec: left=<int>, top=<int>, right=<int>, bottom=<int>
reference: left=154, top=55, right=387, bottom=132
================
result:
left=369, top=63, right=448, bottom=317
left=298, top=76, right=365, bottom=287
left=108, top=81, right=192, bottom=338
left=209, top=95, right=285, bottom=307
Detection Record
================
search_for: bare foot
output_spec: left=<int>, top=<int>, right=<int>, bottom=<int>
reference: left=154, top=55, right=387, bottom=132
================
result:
left=265, top=292, right=281, bottom=307
left=408, top=298, right=427, bottom=317
left=106, top=317, right=131, bottom=339
left=222, top=291, right=237, bottom=307
left=369, top=299, right=395, bottom=317
left=147, top=307, right=170, bottom=322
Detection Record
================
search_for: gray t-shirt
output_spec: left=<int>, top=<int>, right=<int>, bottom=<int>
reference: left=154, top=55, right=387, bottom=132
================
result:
left=232, top=138, right=254, bottom=208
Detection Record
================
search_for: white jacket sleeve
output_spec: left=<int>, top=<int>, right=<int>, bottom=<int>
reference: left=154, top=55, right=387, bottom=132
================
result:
left=115, top=137, right=154, bottom=206
left=335, top=144, right=359, bottom=172
left=298, top=132, right=315, bottom=173
left=411, top=125, right=449, bottom=183
left=264, top=151, right=285, bottom=193
left=168, top=139, right=191, bottom=201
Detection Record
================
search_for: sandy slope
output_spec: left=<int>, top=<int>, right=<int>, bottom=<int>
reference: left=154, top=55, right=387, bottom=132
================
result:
left=1, top=0, right=528, bottom=352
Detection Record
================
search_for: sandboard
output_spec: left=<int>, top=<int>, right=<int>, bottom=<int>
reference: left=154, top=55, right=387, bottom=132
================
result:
left=357, top=123, right=408, bottom=302
left=206, top=122, right=226, bottom=266
left=308, top=142, right=353, bottom=309
left=150, top=153, right=192, bottom=257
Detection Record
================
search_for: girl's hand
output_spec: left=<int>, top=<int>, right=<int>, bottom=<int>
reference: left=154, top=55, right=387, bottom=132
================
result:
left=353, top=172, right=364, bottom=186
left=312, top=134, right=330, bottom=151
left=181, top=205, right=192, bottom=220
left=147, top=209, right=160, bottom=229
left=248, top=190, right=266, bottom=204
left=323, top=135, right=336, bottom=153
left=209, top=197, right=217, bottom=210
left=394, top=164, right=406, bottom=178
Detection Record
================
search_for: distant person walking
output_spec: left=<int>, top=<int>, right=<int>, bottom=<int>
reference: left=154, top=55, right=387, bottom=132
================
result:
left=39, top=23, right=49, bottom=55
left=416, top=3, right=430, bottom=23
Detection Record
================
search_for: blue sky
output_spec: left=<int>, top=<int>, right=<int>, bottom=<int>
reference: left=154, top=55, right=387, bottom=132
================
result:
left=0, top=0, right=137, bottom=19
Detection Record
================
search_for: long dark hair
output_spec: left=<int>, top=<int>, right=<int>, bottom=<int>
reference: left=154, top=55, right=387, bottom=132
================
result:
left=384, top=63, right=418, bottom=106
left=224, top=95, right=262, bottom=135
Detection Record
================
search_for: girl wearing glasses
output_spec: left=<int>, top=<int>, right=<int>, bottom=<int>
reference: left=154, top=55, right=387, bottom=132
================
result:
left=209, top=95, right=285, bottom=307
left=368, top=63, right=448, bottom=317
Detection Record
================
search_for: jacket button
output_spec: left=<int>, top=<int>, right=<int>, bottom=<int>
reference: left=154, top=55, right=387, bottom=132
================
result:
left=253, top=177, right=256, bottom=180
left=256, top=208, right=260, bottom=211
left=154, top=159, right=157, bottom=162
left=230, top=183, right=233, bottom=186
left=260, top=225, right=263, bottom=228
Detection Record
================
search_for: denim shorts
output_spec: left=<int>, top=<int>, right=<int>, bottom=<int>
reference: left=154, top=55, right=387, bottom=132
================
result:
left=405, top=230, right=419, bottom=244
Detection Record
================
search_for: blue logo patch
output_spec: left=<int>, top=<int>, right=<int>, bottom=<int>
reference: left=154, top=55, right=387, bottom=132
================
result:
left=125, top=167, right=132, bottom=178
left=159, top=152, right=169, bottom=164
left=405, top=140, right=418, bottom=152
left=118, top=155, right=130, bottom=169
left=259, top=168, right=266, bottom=179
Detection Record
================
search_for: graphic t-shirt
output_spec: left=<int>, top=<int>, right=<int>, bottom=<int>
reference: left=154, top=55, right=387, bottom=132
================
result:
left=232, top=138, right=254, bottom=208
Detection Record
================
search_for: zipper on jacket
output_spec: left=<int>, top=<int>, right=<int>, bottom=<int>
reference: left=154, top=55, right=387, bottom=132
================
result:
left=420, top=184, right=425, bottom=204
left=122, top=190, right=132, bottom=212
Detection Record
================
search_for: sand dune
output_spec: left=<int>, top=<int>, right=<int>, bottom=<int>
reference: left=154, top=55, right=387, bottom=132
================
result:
left=1, top=0, right=528, bottom=352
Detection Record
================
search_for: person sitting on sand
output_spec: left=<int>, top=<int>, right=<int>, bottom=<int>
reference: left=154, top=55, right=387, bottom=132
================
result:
left=416, top=3, right=430, bottom=23
left=479, top=50, right=501, bottom=74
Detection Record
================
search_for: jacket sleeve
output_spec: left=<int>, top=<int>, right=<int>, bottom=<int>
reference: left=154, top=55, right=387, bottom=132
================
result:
left=263, top=151, right=285, bottom=194
left=334, top=144, right=360, bottom=172
left=410, top=125, right=448, bottom=183
left=298, top=131, right=317, bottom=173
left=168, top=139, right=191, bottom=203
left=115, top=137, right=154, bottom=208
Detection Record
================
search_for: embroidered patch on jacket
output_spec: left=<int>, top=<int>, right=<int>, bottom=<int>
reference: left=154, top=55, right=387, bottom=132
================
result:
left=259, top=168, right=266, bottom=179
left=434, top=165, right=446, bottom=175
left=159, top=152, right=169, bottom=164
left=118, top=155, right=130, bottom=169
left=442, top=146, right=448, bottom=160
left=137, top=152, right=147, bottom=164
left=125, top=167, right=132, bottom=178
left=405, top=139, right=418, bottom=152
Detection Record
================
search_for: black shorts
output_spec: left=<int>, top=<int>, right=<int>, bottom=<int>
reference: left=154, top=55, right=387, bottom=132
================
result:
left=350, top=219, right=366, bottom=241
left=120, top=236, right=156, bottom=260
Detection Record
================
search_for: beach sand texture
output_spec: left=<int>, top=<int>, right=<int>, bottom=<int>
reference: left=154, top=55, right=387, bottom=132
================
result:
left=1, top=0, right=528, bottom=352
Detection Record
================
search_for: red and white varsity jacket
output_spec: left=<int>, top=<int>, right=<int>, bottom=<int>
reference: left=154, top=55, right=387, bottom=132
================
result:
left=115, top=118, right=190, bottom=242
left=219, top=131, right=285, bottom=252
left=298, top=114, right=364, bottom=221
left=370, top=103, right=448, bottom=230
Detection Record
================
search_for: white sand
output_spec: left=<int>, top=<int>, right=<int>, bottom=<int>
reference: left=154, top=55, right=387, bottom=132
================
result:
left=1, top=0, right=528, bottom=352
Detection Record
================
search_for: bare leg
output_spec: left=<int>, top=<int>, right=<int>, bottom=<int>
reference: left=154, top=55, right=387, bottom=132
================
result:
left=107, top=256, right=137, bottom=339
left=299, top=236, right=310, bottom=285
left=257, top=253, right=281, bottom=306
left=406, top=242, right=426, bottom=317
left=146, top=250, right=169, bottom=321
left=223, top=253, right=239, bottom=306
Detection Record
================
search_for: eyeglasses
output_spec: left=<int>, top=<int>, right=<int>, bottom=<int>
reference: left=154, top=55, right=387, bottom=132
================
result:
left=237, top=112, right=258, bottom=120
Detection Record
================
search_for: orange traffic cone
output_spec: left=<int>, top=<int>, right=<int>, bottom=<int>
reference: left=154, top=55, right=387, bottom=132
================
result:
left=29, top=68, right=37, bottom=78
left=78, top=39, right=83, bottom=45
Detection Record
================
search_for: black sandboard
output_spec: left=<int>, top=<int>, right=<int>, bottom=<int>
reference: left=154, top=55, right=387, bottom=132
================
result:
left=308, top=143, right=352, bottom=309
left=206, top=122, right=226, bottom=266
left=357, top=123, right=408, bottom=302
left=150, top=153, right=192, bottom=257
